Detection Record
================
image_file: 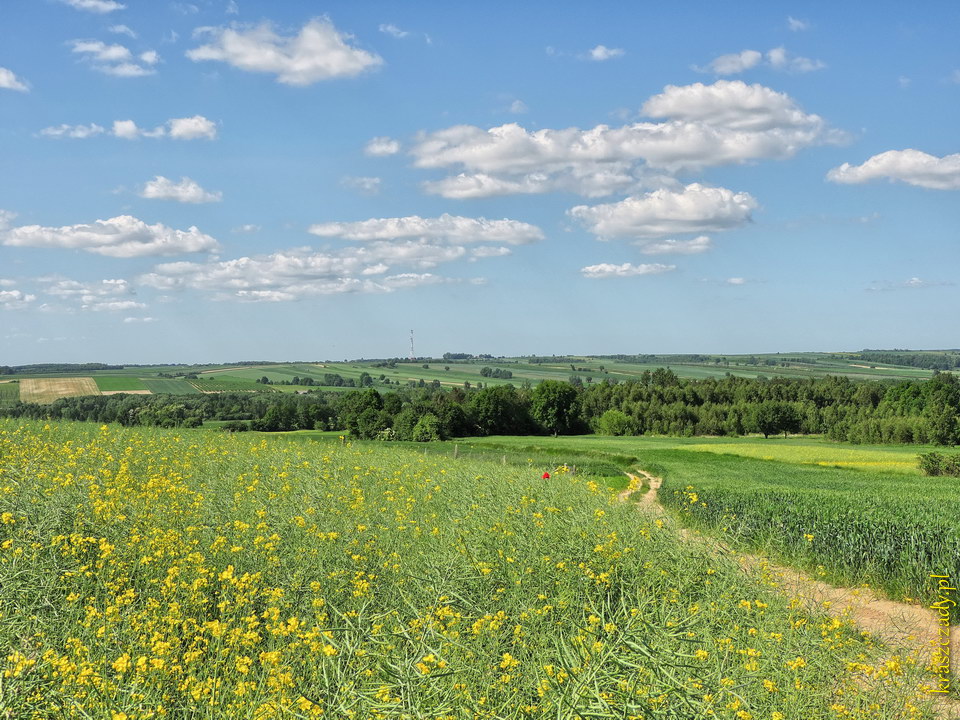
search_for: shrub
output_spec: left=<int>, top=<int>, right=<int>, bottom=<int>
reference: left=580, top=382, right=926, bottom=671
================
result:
left=918, top=451, right=960, bottom=476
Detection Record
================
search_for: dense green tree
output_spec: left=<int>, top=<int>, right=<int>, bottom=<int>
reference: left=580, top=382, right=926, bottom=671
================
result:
left=751, top=401, right=801, bottom=439
left=597, top=409, right=635, bottom=436
left=412, top=413, right=442, bottom=442
left=469, top=385, right=531, bottom=435
left=531, top=380, right=580, bottom=436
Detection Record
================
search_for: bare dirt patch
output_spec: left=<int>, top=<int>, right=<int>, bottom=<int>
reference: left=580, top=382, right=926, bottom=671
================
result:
left=20, top=377, right=100, bottom=404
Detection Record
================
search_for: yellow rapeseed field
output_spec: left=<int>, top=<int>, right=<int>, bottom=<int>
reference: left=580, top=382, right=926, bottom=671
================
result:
left=0, top=421, right=944, bottom=718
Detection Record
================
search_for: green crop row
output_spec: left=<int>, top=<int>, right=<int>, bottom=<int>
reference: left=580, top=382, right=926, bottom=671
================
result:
left=652, top=449, right=960, bottom=617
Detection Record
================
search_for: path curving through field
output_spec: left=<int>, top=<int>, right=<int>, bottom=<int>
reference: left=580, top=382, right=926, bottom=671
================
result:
left=620, top=470, right=960, bottom=717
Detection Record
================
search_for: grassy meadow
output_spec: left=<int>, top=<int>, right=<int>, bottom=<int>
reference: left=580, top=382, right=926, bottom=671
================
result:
left=0, top=420, right=947, bottom=718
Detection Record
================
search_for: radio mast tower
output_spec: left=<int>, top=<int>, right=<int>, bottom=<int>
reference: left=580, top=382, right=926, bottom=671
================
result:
left=408, top=330, right=415, bottom=361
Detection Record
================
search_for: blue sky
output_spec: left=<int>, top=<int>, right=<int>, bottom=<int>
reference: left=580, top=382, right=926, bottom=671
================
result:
left=1, top=0, right=958, bottom=364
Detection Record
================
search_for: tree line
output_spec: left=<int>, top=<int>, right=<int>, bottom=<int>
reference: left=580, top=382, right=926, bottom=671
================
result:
left=1, top=369, right=957, bottom=445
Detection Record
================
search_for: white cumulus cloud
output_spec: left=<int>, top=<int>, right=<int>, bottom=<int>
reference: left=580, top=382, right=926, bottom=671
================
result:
left=470, top=246, right=512, bottom=259
left=140, top=176, right=223, bottom=203
left=124, top=316, right=157, bottom=323
left=61, top=0, right=125, bottom=13
left=569, top=183, right=757, bottom=239
left=44, top=278, right=146, bottom=312
left=699, top=50, right=762, bottom=75
left=827, top=149, right=960, bottom=190
left=3, top=215, right=220, bottom=257
left=70, top=39, right=159, bottom=77
left=0, top=290, right=36, bottom=310
left=42, top=115, right=218, bottom=140
left=365, top=136, right=400, bottom=156
left=581, top=263, right=675, bottom=279
left=308, top=213, right=544, bottom=245
left=0, top=67, right=29, bottom=92
left=641, top=80, right=830, bottom=133
left=766, top=47, right=825, bottom=73
left=139, top=243, right=475, bottom=301
left=39, top=123, right=106, bottom=139
left=71, top=40, right=131, bottom=62
left=410, top=80, right=842, bottom=198
left=696, top=47, right=824, bottom=75
left=108, top=24, right=137, bottom=38
left=787, top=16, right=810, bottom=31
left=638, top=235, right=713, bottom=255
left=187, top=18, right=382, bottom=85
left=585, top=45, right=624, bottom=61
left=167, top=115, right=218, bottom=139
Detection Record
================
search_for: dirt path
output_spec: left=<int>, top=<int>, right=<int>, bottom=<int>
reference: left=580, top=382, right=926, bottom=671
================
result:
left=621, top=470, right=960, bottom=716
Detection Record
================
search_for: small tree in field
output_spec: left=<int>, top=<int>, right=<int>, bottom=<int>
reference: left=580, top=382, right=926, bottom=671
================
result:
left=752, top=401, right=801, bottom=438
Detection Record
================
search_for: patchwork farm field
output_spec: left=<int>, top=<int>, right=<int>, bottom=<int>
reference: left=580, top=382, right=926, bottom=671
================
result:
left=18, top=377, right=99, bottom=404
left=3, top=350, right=953, bottom=405
left=140, top=378, right=201, bottom=395
left=93, top=376, right=151, bottom=393
left=189, top=376, right=278, bottom=392
left=0, top=420, right=947, bottom=718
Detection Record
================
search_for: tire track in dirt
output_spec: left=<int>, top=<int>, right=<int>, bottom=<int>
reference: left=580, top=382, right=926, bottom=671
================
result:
left=620, top=470, right=960, bottom=717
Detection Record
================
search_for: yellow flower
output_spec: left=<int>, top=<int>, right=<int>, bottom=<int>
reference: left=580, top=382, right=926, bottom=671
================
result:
left=111, top=653, right=130, bottom=674
left=499, top=652, right=519, bottom=669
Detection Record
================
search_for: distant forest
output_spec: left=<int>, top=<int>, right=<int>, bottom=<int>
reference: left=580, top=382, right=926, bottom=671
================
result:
left=3, top=369, right=958, bottom=446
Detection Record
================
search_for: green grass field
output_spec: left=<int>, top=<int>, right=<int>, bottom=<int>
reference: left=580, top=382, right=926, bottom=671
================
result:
left=0, top=419, right=944, bottom=718
left=93, top=376, right=150, bottom=392
left=140, top=378, right=202, bottom=395
left=0, top=382, right=19, bottom=406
